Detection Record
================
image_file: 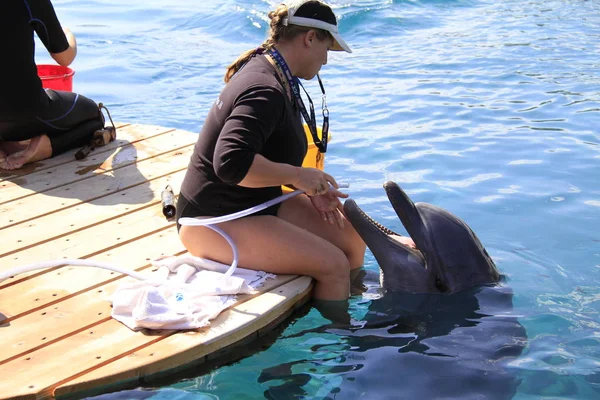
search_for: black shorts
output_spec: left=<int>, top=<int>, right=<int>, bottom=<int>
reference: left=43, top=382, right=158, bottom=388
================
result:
left=0, top=89, right=103, bottom=155
left=175, top=194, right=281, bottom=232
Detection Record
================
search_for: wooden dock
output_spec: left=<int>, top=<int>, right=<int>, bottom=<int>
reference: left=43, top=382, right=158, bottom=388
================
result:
left=0, top=123, right=313, bottom=399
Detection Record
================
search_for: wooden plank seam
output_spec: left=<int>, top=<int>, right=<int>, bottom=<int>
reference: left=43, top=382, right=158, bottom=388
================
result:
left=0, top=165, right=187, bottom=231
left=0, top=129, right=186, bottom=205
left=0, top=224, right=175, bottom=292
left=0, top=123, right=131, bottom=181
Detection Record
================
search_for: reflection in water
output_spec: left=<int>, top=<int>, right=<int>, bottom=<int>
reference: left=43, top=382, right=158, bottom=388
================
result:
left=259, top=286, right=527, bottom=400
left=52, top=0, right=600, bottom=397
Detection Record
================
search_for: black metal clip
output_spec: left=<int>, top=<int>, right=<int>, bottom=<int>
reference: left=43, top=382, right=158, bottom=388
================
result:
left=75, top=103, right=118, bottom=160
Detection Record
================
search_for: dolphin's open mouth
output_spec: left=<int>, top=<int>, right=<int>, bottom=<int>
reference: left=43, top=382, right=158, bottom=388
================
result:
left=344, top=199, right=417, bottom=251
left=356, top=204, right=400, bottom=236
left=344, top=181, right=501, bottom=294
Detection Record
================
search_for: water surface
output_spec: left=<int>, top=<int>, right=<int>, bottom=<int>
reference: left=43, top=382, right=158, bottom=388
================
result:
left=41, top=0, right=600, bottom=398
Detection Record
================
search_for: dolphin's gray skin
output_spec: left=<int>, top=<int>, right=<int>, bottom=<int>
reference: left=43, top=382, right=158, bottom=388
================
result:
left=343, top=181, right=500, bottom=293
left=256, top=184, right=526, bottom=399
left=258, top=284, right=526, bottom=400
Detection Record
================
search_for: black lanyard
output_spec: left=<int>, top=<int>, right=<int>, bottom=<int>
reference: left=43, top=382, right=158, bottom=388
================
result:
left=268, top=48, right=329, bottom=153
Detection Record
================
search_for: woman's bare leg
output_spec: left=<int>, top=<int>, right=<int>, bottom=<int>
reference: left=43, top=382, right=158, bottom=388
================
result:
left=179, top=214, right=352, bottom=300
left=278, top=194, right=366, bottom=270
left=0, top=135, right=52, bottom=170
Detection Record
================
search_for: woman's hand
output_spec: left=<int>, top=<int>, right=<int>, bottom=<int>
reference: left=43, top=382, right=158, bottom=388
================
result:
left=293, top=167, right=338, bottom=196
left=309, top=189, right=348, bottom=229
left=291, top=167, right=349, bottom=229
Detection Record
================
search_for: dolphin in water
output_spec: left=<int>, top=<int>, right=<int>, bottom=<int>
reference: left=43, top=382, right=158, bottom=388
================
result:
left=255, top=183, right=527, bottom=399
left=343, top=181, right=501, bottom=294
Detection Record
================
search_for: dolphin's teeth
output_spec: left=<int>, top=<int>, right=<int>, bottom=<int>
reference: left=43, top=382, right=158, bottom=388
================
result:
left=358, top=207, right=400, bottom=236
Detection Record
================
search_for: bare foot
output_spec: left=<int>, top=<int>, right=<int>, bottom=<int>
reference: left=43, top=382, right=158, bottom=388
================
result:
left=0, top=135, right=52, bottom=170
left=0, top=140, right=30, bottom=155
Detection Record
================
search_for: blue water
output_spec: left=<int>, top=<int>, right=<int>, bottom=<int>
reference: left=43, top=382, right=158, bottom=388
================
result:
left=42, top=0, right=600, bottom=398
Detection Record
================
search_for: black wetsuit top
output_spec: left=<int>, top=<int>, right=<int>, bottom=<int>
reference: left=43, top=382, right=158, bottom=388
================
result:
left=0, top=0, right=69, bottom=121
left=180, top=54, right=308, bottom=217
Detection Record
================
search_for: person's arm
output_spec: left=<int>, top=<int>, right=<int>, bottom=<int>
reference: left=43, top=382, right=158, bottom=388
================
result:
left=237, top=154, right=298, bottom=188
left=240, top=154, right=349, bottom=229
left=50, top=27, right=77, bottom=66
left=212, top=83, right=339, bottom=196
left=31, top=0, right=76, bottom=66
left=213, top=84, right=288, bottom=184
left=238, top=154, right=339, bottom=196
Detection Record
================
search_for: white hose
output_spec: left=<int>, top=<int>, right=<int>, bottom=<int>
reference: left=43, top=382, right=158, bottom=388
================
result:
left=179, top=184, right=348, bottom=277
left=0, top=183, right=348, bottom=285
left=178, top=184, right=348, bottom=227
left=204, top=224, right=239, bottom=277
left=0, top=259, right=149, bottom=284
left=177, top=190, right=305, bottom=278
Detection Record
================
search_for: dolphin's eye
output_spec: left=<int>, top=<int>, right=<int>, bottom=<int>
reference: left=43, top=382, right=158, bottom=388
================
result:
left=435, top=276, right=447, bottom=293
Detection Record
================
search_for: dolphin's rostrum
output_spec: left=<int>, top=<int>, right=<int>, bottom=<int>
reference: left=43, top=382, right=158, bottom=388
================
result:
left=344, top=181, right=500, bottom=294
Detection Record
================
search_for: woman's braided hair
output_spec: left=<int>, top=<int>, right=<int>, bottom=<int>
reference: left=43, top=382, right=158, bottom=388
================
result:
left=224, top=3, right=332, bottom=83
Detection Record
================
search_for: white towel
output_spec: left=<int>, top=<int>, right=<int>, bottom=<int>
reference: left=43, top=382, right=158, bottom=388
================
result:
left=111, top=254, right=276, bottom=331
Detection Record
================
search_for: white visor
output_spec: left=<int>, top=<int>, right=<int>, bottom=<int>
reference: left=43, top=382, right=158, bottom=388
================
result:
left=283, top=1, right=352, bottom=53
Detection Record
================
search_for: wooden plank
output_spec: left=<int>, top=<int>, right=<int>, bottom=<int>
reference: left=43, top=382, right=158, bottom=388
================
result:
left=0, top=194, right=180, bottom=279
left=0, top=277, right=310, bottom=400
left=0, top=123, right=314, bottom=400
left=0, top=123, right=190, bottom=181
left=0, top=143, right=192, bottom=230
left=0, top=270, right=295, bottom=366
left=0, top=226, right=184, bottom=326
left=57, top=276, right=312, bottom=398
left=0, top=122, right=141, bottom=181
left=0, top=170, right=185, bottom=259
left=0, top=127, right=194, bottom=204
left=0, top=316, right=166, bottom=399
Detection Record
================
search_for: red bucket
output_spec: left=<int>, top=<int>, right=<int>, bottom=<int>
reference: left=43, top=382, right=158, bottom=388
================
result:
left=37, top=64, right=75, bottom=91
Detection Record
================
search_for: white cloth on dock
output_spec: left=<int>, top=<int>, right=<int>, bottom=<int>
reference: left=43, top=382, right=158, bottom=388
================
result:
left=111, top=254, right=275, bottom=331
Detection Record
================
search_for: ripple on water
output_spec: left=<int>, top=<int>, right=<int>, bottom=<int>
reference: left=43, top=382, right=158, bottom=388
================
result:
left=53, top=0, right=600, bottom=398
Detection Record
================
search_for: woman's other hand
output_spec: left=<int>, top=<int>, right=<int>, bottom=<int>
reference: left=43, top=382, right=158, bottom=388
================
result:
left=309, top=189, right=348, bottom=229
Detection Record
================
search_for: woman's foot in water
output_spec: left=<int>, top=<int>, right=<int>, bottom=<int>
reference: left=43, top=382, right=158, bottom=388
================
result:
left=0, top=135, right=52, bottom=170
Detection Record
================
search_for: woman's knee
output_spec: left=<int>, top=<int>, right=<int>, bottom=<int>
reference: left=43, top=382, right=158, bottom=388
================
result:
left=45, top=90, right=101, bottom=126
left=313, top=247, right=351, bottom=282
left=74, top=94, right=102, bottom=120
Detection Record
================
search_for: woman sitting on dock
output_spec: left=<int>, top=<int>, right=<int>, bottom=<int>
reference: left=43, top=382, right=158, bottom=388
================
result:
left=177, top=0, right=367, bottom=310
left=0, top=0, right=105, bottom=170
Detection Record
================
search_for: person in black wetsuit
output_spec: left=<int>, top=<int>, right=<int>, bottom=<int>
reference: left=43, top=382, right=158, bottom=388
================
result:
left=0, top=0, right=105, bottom=170
left=178, top=1, right=373, bottom=310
